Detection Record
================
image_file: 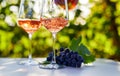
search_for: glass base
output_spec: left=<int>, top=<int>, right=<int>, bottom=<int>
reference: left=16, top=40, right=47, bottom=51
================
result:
left=18, top=59, right=38, bottom=66
left=39, top=63, right=64, bottom=69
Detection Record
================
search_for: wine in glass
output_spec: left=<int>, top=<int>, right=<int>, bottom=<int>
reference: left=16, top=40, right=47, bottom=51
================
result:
left=17, top=0, right=44, bottom=65
left=39, top=0, right=69, bottom=69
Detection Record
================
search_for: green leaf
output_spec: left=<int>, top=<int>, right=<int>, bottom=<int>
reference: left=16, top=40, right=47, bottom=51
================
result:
left=78, top=44, right=91, bottom=55
left=69, top=36, right=95, bottom=64
left=69, top=36, right=82, bottom=51
left=40, top=61, right=50, bottom=65
left=78, top=44, right=95, bottom=63
left=83, top=55, right=95, bottom=64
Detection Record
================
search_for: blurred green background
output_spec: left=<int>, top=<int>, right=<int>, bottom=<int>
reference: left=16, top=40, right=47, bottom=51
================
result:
left=0, top=0, right=120, bottom=61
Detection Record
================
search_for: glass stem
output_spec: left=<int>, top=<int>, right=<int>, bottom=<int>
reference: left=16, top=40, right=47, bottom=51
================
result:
left=52, top=32, right=57, bottom=64
left=65, top=0, right=69, bottom=20
left=28, top=33, right=33, bottom=62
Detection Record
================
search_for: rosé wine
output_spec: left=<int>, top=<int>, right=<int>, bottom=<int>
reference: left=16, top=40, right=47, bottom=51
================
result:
left=18, top=19, right=41, bottom=34
left=42, top=17, right=68, bottom=33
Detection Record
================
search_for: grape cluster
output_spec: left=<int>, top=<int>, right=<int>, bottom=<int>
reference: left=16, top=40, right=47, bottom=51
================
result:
left=46, top=48, right=84, bottom=68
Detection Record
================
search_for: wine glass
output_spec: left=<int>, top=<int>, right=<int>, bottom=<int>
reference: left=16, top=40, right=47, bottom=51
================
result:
left=39, top=0, right=69, bottom=69
left=17, top=0, right=44, bottom=65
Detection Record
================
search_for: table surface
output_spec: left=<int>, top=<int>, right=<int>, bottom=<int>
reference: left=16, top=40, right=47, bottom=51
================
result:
left=0, top=58, right=120, bottom=76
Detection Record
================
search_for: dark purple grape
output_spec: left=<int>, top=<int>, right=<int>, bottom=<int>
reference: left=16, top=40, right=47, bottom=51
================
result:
left=71, top=59, right=77, bottom=64
left=63, top=62, right=67, bottom=65
left=76, top=62, right=82, bottom=67
left=71, top=63, right=76, bottom=67
left=74, top=51, right=78, bottom=54
left=65, top=53, right=71, bottom=59
left=47, top=56, right=52, bottom=61
left=68, top=61, right=72, bottom=66
left=56, top=60, right=62, bottom=65
left=68, top=58, right=72, bottom=62
left=48, top=52, right=53, bottom=57
left=64, top=48, right=70, bottom=53
left=71, top=54, right=76, bottom=59
left=70, top=51, right=74, bottom=55
left=59, top=57, right=65, bottom=62
left=56, top=56, right=60, bottom=61
left=59, top=47, right=64, bottom=52
left=77, top=55, right=84, bottom=62
left=59, top=52, right=65, bottom=56
left=64, top=58, right=68, bottom=62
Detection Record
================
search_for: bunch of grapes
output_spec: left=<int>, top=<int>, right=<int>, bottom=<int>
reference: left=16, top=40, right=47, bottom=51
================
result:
left=46, top=48, right=84, bottom=68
